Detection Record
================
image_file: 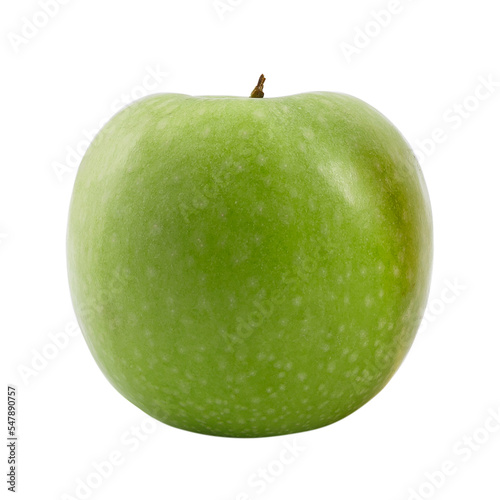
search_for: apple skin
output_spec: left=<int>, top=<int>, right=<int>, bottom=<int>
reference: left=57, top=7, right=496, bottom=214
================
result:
left=67, top=91, right=432, bottom=438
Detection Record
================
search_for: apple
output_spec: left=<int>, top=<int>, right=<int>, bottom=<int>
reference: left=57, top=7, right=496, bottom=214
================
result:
left=67, top=76, right=432, bottom=437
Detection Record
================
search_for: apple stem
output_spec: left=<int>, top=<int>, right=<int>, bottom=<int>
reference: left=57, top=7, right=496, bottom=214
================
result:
left=250, top=74, right=266, bottom=98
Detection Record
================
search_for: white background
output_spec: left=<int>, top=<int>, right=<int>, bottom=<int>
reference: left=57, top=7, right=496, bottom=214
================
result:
left=1, top=0, right=499, bottom=499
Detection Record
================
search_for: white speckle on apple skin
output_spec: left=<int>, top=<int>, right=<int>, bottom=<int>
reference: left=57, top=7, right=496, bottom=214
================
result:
left=326, top=362, right=336, bottom=373
left=257, top=154, right=266, bottom=165
left=301, top=127, right=315, bottom=140
left=253, top=109, right=266, bottom=120
left=156, top=119, right=168, bottom=130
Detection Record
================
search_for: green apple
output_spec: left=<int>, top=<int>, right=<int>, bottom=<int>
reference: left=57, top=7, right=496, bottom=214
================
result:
left=67, top=76, right=432, bottom=438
